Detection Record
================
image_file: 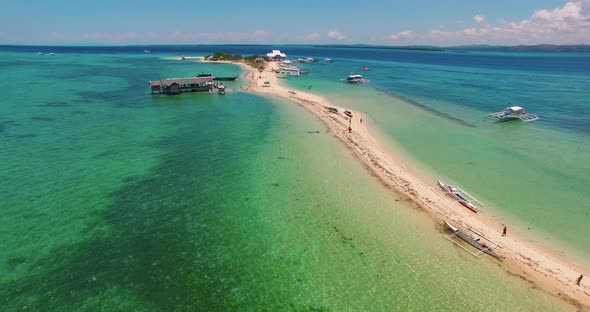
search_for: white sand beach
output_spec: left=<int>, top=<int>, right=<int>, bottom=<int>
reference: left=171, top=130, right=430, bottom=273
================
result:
left=207, top=58, right=590, bottom=309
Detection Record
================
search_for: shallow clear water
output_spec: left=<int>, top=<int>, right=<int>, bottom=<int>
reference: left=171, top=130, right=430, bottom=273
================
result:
left=0, top=48, right=580, bottom=311
left=283, top=50, right=590, bottom=264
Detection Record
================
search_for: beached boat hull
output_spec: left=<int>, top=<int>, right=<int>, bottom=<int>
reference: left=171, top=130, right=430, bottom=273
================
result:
left=437, top=180, right=478, bottom=213
left=445, top=222, right=503, bottom=260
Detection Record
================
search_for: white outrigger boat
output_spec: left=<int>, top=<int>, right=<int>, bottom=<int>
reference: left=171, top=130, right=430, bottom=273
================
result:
left=276, top=61, right=301, bottom=76
left=488, top=106, right=539, bottom=122
left=444, top=221, right=503, bottom=260
left=342, top=74, right=368, bottom=84
left=217, top=85, right=226, bottom=95
left=437, top=179, right=480, bottom=213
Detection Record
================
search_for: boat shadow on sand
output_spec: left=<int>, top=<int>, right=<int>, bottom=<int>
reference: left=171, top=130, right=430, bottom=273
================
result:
left=377, top=89, right=477, bottom=128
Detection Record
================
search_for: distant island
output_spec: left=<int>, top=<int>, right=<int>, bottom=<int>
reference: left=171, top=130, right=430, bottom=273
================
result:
left=460, top=44, right=590, bottom=52
left=312, top=44, right=446, bottom=52
left=314, top=43, right=590, bottom=53
left=1, top=43, right=590, bottom=53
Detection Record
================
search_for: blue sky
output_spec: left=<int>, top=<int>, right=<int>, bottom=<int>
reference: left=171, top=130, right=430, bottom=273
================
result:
left=1, top=0, right=589, bottom=45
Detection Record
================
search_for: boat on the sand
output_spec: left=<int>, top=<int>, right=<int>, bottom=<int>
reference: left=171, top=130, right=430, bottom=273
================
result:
left=444, top=221, right=503, bottom=260
left=437, top=179, right=479, bottom=213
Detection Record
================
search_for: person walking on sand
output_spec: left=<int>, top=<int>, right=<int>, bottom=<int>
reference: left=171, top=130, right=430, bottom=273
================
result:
left=577, top=274, right=584, bottom=286
left=360, top=118, right=363, bottom=124
left=502, top=226, right=507, bottom=237
left=348, top=126, right=352, bottom=133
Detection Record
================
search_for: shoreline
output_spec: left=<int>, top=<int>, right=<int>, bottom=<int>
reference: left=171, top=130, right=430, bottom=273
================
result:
left=206, top=58, right=590, bottom=309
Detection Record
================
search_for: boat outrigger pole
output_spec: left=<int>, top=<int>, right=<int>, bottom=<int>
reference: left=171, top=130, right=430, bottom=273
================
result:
left=445, top=231, right=481, bottom=259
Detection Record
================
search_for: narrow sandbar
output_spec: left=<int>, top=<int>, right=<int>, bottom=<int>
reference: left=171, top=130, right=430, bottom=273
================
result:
left=205, top=57, right=590, bottom=310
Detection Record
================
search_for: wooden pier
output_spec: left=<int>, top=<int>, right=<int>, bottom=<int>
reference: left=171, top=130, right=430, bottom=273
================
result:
left=149, top=76, right=214, bottom=95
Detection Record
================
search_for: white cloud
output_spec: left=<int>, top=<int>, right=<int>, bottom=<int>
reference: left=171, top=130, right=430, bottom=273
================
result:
left=41, top=30, right=278, bottom=44
left=474, top=14, right=486, bottom=24
left=253, top=29, right=272, bottom=38
left=327, top=28, right=346, bottom=40
left=387, top=30, right=414, bottom=41
left=306, top=32, right=321, bottom=40
left=430, top=0, right=590, bottom=44
left=292, top=32, right=322, bottom=42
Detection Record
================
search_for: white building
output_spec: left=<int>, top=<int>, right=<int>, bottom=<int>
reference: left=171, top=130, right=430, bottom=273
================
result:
left=266, top=50, right=287, bottom=60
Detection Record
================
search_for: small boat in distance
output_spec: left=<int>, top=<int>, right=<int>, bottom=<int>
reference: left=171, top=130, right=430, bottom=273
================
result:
left=444, top=222, right=503, bottom=260
left=218, top=85, right=226, bottom=95
left=437, top=179, right=479, bottom=213
left=277, top=65, right=301, bottom=76
left=295, top=57, right=316, bottom=63
left=36, top=52, right=44, bottom=55
left=343, top=74, right=367, bottom=84
left=213, top=76, right=239, bottom=81
left=144, top=50, right=151, bottom=54
left=360, top=66, right=370, bottom=71
left=488, top=106, right=539, bottom=122
left=324, top=58, right=333, bottom=63
left=48, top=52, right=55, bottom=56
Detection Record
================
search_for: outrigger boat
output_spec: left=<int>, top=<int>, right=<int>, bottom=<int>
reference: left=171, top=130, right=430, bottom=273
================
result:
left=444, top=222, right=503, bottom=260
left=342, top=74, right=368, bottom=84
left=213, top=76, right=239, bottom=81
left=437, top=179, right=479, bottom=213
left=217, top=85, right=226, bottom=95
left=488, top=106, right=539, bottom=122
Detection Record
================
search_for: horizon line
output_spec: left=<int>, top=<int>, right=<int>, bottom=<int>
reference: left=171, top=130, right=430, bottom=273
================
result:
left=1, top=43, right=590, bottom=48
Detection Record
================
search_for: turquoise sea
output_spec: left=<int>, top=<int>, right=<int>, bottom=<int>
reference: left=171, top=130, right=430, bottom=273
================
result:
left=0, top=46, right=586, bottom=311
left=282, top=47, right=590, bottom=265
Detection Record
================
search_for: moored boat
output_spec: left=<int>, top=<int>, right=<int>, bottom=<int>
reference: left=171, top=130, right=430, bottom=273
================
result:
left=277, top=66, right=301, bottom=76
left=444, top=221, right=503, bottom=260
left=343, top=74, right=367, bottom=84
left=488, top=106, right=539, bottom=122
left=437, top=179, right=479, bottom=213
left=217, top=85, right=226, bottom=95
left=213, top=76, right=239, bottom=81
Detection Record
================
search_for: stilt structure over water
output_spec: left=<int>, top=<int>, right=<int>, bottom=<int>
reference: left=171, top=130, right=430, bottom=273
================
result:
left=149, top=76, right=214, bottom=95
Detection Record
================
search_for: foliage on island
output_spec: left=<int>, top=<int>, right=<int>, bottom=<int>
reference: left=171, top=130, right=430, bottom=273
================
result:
left=205, top=52, right=267, bottom=70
